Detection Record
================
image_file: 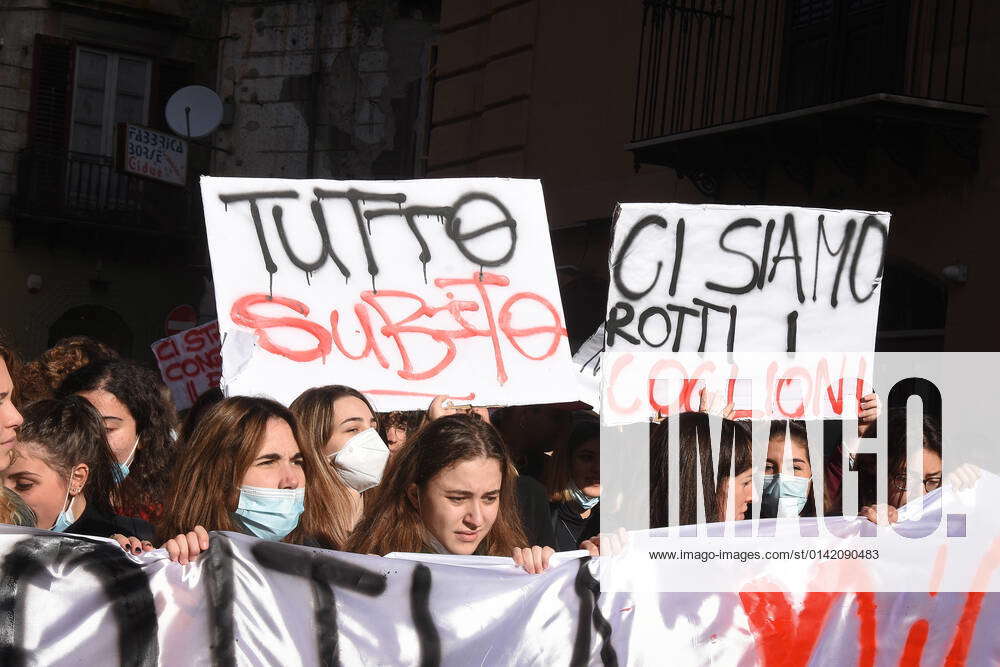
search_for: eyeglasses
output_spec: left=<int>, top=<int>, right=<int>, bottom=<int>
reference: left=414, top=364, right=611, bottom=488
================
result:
left=890, top=473, right=942, bottom=493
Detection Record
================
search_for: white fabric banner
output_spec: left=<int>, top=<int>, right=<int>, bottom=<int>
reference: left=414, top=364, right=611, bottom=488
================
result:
left=199, top=177, right=578, bottom=410
left=4, top=478, right=1000, bottom=666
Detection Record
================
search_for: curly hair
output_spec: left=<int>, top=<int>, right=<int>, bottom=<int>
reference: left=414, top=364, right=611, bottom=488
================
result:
left=18, top=337, right=118, bottom=405
left=378, top=410, right=425, bottom=445
left=57, top=359, right=176, bottom=520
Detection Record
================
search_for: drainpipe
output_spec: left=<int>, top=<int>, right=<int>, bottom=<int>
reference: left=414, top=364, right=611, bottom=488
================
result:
left=306, top=0, right=323, bottom=177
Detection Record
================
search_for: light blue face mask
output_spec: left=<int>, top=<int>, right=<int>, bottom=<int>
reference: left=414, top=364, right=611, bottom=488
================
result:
left=116, top=435, right=140, bottom=481
left=761, top=474, right=810, bottom=517
left=568, top=480, right=600, bottom=510
left=51, top=486, right=77, bottom=532
left=235, top=486, right=305, bottom=541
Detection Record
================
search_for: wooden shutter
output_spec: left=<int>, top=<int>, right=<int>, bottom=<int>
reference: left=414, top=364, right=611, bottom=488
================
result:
left=780, top=0, right=910, bottom=110
left=26, top=34, right=74, bottom=208
left=29, top=34, right=74, bottom=151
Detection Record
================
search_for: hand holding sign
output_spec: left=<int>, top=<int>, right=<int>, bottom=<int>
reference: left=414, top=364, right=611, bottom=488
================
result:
left=427, top=395, right=490, bottom=423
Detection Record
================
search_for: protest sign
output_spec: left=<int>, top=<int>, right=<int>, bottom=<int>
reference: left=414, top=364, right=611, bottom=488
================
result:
left=150, top=320, right=221, bottom=410
left=199, top=177, right=578, bottom=409
left=601, top=204, right=890, bottom=423
left=573, top=323, right=604, bottom=409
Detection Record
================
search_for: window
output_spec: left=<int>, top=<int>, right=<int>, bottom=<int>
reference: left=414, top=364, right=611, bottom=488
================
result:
left=70, top=47, right=151, bottom=157
left=66, top=48, right=150, bottom=209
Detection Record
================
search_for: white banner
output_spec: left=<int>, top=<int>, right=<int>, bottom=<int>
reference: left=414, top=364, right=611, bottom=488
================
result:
left=601, top=204, right=890, bottom=422
left=200, top=177, right=578, bottom=410
left=3, top=515, right=1000, bottom=665
left=150, top=321, right=222, bottom=410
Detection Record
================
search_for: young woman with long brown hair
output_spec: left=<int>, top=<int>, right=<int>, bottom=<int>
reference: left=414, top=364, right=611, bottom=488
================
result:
left=158, top=396, right=352, bottom=550
left=347, top=413, right=554, bottom=573
left=290, top=385, right=387, bottom=528
left=649, top=412, right=754, bottom=527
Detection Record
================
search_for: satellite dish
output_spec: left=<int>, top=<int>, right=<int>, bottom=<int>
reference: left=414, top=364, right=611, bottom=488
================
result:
left=165, top=85, right=223, bottom=139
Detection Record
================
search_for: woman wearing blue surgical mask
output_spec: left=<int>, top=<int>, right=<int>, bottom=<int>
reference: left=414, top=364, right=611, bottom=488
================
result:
left=58, top=359, right=176, bottom=523
left=157, top=397, right=351, bottom=551
left=545, top=417, right=601, bottom=551
left=761, top=421, right=817, bottom=519
left=4, top=397, right=154, bottom=541
left=291, top=385, right=387, bottom=529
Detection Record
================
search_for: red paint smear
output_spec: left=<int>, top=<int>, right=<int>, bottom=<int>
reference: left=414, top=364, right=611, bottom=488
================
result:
left=360, top=289, right=463, bottom=381
left=330, top=304, right=389, bottom=368
left=232, top=294, right=331, bottom=363
left=946, top=593, right=984, bottom=667
left=363, top=390, right=475, bottom=401
left=497, top=291, right=566, bottom=361
left=645, top=358, right=686, bottom=417
left=856, top=591, right=877, bottom=667
left=900, top=620, right=930, bottom=666
left=437, top=273, right=509, bottom=384
left=945, top=535, right=1000, bottom=666
left=606, top=353, right=640, bottom=414
left=775, top=378, right=805, bottom=418
left=739, top=589, right=837, bottom=667
left=727, top=375, right=753, bottom=420
left=232, top=272, right=567, bottom=384
left=929, top=544, right=948, bottom=597
left=740, top=563, right=876, bottom=667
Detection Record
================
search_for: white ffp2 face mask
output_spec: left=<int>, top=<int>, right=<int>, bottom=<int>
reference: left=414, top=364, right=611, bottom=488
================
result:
left=330, top=428, right=390, bottom=493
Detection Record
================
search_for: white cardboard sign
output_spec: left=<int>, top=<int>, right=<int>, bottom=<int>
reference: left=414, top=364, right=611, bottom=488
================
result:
left=601, top=204, right=890, bottom=423
left=200, top=177, right=578, bottom=409
left=150, top=320, right=221, bottom=411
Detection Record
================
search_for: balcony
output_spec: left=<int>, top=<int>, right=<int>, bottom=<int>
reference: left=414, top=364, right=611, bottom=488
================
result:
left=12, top=149, right=202, bottom=242
left=627, top=0, right=987, bottom=196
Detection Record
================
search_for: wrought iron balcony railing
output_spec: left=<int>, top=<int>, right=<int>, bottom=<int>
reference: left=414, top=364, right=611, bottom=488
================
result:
left=14, top=149, right=201, bottom=236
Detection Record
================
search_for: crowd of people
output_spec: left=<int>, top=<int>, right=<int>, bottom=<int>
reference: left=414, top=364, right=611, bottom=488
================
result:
left=0, top=335, right=602, bottom=572
left=0, top=334, right=974, bottom=573
left=647, top=394, right=976, bottom=529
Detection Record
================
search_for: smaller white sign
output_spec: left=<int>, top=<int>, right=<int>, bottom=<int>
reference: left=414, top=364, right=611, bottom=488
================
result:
left=118, top=123, right=187, bottom=186
left=150, top=320, right=221, bottom=410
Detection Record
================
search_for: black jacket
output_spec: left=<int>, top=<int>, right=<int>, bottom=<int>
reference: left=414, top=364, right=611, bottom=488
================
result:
left=66, top=502, right=156, bottom=543
left=516, top=474, right=557, bottom=549
left=550, top=500, right=599, bottom=552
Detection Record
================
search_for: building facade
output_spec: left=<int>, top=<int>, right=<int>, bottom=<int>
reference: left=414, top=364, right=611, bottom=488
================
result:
left=426, top=0, right=993, bottom=352
left=1, top=0, right=439, bottom=364
left=0, top=0, right=222, bottom=360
